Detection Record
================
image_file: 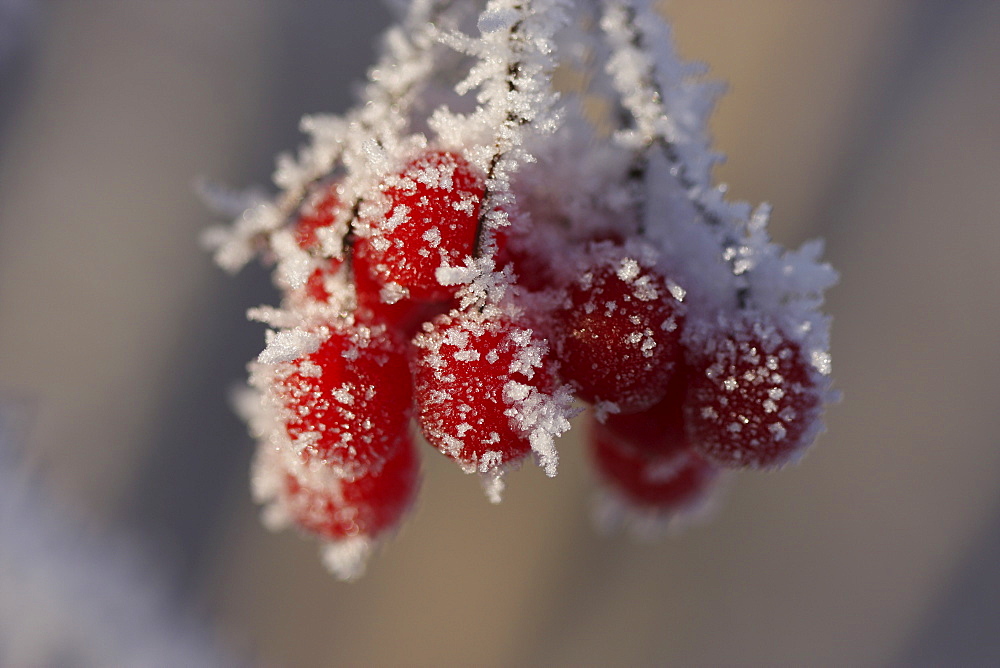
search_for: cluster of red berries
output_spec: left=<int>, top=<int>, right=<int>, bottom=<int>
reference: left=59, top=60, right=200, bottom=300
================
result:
left=239, top=145, right=829, bottom=577
left=210, top=1, right=835, bottom=578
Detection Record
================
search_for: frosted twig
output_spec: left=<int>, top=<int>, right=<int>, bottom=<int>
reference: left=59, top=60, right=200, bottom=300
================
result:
left=600, top=0, right=751, bottom=307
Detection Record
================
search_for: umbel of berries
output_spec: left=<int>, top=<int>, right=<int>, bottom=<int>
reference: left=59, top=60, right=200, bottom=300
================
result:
left=203, top=0, right=838, bottom=578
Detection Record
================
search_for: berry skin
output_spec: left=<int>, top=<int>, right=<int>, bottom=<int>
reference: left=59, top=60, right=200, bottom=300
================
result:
left=298, top=259, right=343, bottom=303
left=352, top=237, right=452, bottom=336
left=496, top=234, right=555, bottom=294
left=683, top=315, right=824, bottom=469
left=361, top=150, right=484, bottom=301
left=601, top=363, right=691, bottom=457
left=413, top=310, right=563, bottom=476
left=276, top=323, right=413, bottom=478
left=553, top=252, right=684, bottom=414
left=590, top=420, right=717, bottom=510
left=281, top=433, right=420, bottom=541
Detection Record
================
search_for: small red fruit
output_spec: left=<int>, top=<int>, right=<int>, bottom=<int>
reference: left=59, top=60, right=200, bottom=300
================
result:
left=554, top=250, right=684, bottom=413
left=683, top=315, right=825, bottom=469
left=276, top=323, right=413, bottom=478
left=362, top=150, right=484, bottom=301
left=413, top=309, right=566, bottom=478
left=590, top=421, right=717, bottom=510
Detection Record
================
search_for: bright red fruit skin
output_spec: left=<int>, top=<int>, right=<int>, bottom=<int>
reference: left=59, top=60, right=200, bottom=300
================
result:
left=590, top=421, right=716, bottom=509
left=282, top=434, right=420, bottom=541
left=352, top=237, right=452, bottom=337
left=413, top=311, right=555, bottom=473
left=362, top=150, right=484, bottom=301
left=278, top=324, right=413, bottom=478
left=601, top=364, right=691, bottom=457
left=554, top=256, right=684, bottom=414
left=683, top=317, right=823, bottom=469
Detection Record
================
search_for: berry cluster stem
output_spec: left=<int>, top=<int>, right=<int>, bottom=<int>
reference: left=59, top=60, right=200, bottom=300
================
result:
left=474, top=5, right=529, bottom=259
left=601, top=0, right=750, bottom=308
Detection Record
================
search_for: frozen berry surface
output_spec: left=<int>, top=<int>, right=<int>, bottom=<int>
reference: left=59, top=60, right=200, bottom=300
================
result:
left=295, top=184, right=345, bottom=253
left=554, top=252, right=684, bottom=413
left=362, top=150, right=484, bottom=301
left=602, top=364, right=691, bottom=457
left=277, top=324, right=413, bottom=478
left=591, top=421, right=717, bottom=510
left=282, top=433, right=420, bottom=541
left=684, top=316, right=824, bottom=469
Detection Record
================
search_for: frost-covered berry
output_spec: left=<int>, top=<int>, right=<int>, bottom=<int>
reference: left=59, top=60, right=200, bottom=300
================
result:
left=601, top=364, right=691, bottom=457
left=352, top=238, right=452, bottom=336
left=590, top=420, right=717, bottom=510
left=413, top=309, right=570, bottom=489
left=279, top=433, right=420, bottom=542
left=275, top=323, right=413, bottom=478
left=554, top=250, right=685, bottom=414
left=361, top=150, right=484, bottom=301
left=683, top=315, right=825, bottom=469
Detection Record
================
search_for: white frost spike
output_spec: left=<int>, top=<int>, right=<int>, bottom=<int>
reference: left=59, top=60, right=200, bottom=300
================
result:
left=320, top=538, right=375, bottom=582
left=202, top=200, right=282, bottom=273
left=481, top=470, right=506, bottom=504
left=257, top=328, right=323, bottom=364
left=270, top=228, right=314, bottom=291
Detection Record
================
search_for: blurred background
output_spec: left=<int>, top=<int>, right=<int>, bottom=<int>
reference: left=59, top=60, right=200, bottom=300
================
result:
left=2, top=0, right=999, bottom=665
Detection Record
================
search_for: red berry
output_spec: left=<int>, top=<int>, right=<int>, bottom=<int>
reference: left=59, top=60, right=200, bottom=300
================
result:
left=280, top=433, right=420, bottom=541
left=413, top=310, right=567, bottom=478
left=295, top=184, right=346, bottom=253
left=554, top=250, right=684, bottom=413
left=276, top=323, right=413, bottom=478
left=352, top=237, right=451, bottom=336
left=683, top=315, right=824, bottom=469
left=362, top=150, right=484, bottom=301
left=601, top=363, right=691, bottom=457
left=590, top=421, right=717, bottom=510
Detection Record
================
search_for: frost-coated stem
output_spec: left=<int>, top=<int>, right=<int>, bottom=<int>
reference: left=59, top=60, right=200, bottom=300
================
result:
left=474, top=6, right=528, bottom=258
left=600, top=0, right=750, bottom=308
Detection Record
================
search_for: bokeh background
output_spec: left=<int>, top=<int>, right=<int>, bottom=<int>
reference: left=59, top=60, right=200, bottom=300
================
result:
left=2, top=1, right=999, bottom=665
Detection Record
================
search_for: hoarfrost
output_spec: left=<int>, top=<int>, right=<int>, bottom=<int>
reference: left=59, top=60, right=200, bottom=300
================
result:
left=257, top=328, right=323, bottom=364
left=320, top=538, right=374, bottom=582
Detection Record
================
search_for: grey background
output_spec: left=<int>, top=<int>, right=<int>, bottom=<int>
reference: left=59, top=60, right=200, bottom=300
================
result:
left=2, top=1, right=999, bottom=665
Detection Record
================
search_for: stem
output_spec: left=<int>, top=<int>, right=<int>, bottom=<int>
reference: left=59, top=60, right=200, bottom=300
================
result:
left=474, top=8, right=529, bottom=259
left=602, top=0, right=750, bottom=309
